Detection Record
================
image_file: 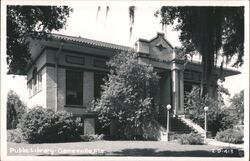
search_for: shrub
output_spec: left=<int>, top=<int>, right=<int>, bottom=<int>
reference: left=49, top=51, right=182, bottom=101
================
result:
left=176, top=132, right=203, bottom=145
left=215, top=128, right=243, bottom=144
left=142, top=119, right=165, bottom=141
left=7, top=128, right=25, bottom=143
left=18, top=106, right=83, bottom=143
left=185, top=86, right=234, bottom=136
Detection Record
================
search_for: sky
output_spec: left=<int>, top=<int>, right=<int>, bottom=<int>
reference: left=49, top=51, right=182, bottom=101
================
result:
left=6, top=5, right=246, bottom=104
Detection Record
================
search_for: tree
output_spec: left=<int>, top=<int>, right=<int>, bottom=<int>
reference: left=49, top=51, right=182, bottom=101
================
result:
left=7, top=6, right=73, bottom=75
left=7, top=90, right=27, bottom=129
left=228, top=90, right=244, bottom=125
left=94, top=52, right=159, bottom=139
left=185, top=86, right=234, bottom=136
left=155, top=7, right=244, bottom=96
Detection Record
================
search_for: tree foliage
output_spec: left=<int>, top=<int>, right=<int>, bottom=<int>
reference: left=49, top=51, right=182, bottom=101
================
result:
left=185, top=86, right=234, bottom=136
left=155, top=7, right=244, bottom=95
left=228, top=90, right=244, bottom=125
left=94, top=52, right=159, bottom=139
left=7, top=90, right=27, bottom=129
left=7, top=6, right=72, bottom=75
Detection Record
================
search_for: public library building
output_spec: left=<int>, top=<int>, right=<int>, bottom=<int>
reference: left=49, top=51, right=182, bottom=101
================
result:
left=26, top=32, right=240, bottom=135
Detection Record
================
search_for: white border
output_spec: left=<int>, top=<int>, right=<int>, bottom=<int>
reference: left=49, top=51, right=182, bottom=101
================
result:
left=1, top=1, right=249, bottom=161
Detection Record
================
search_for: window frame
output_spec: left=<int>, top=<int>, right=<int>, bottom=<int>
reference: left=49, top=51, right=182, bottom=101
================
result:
left=37, top=70, right=43, bottom=92
left=65, top=70, right=84, bottom=106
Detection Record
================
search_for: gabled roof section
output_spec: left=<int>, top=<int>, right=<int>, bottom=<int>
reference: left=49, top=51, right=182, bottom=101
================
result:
left=138, top=32, right=174, bottom=49
left=51, top=33, right=132, bottom=51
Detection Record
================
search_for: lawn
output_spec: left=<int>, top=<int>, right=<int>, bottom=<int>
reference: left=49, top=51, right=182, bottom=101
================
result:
left=7, top=140, right=244, bottom=157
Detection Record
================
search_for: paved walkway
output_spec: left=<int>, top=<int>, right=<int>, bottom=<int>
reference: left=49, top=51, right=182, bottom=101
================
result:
left=205, top=138, right=244, bottom=149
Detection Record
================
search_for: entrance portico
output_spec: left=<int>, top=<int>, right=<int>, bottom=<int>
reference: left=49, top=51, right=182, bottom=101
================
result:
left=136, top=32, right=185, bottom=116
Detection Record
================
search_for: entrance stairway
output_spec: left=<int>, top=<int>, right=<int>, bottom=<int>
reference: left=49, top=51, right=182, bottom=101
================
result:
left=170, top=116, right=194, bottom=134
left=159, top=115, right=206, bottom=141
left=178, top=115, right=205, bottom=135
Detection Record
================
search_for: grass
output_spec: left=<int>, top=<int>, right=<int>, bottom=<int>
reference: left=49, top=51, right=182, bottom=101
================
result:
left=7, top=140, right=244, bottom=157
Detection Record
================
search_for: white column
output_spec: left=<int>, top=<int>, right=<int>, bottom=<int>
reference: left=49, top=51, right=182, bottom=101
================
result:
left=171, top=63, right=185, bottom=115
left=179, top=71, right=184, bottom=114
left=171, top=68, right=179, bottom=116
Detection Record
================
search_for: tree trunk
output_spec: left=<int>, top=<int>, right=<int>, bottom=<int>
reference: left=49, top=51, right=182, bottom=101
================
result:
left=199, top=8, right=216, bottom=98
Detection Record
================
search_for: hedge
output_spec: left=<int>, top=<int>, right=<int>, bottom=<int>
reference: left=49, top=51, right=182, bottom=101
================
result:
left=215, top=128, right=243, bottom=144
left=18, top=106, right=83, bottom=143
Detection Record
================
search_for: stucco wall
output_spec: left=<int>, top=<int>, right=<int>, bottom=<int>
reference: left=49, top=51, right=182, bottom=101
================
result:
left=27, top=51, right=47, bottom=109
left=45, top=48, right=108, bottom=72
left=45, top=66, right=95, bottom=114
left=136, top=40, right=149, bottom=54
left=44, top=47, right=97, bottom=115
left=149, top=35, right=173, bottom=61
left=27, top=68, right=46, bottom=108
left=136, top=33, right=173, bottom=62
left=46, top=66, right=56, bottom=110
left=57, top=68, right=66, bottom=111
left=27, top=52, right=46, bottom=81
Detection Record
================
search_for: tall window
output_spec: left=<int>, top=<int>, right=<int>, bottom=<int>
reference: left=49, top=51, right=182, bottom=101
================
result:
left=28, top=67, right=43, bottom=97
left=37, top=71, right=42, bottom=92
left=66, top=70, right=83, bottom=105
left=32, top=68, right=37, bottom=95
left=28, top=81, right=32, bottom=97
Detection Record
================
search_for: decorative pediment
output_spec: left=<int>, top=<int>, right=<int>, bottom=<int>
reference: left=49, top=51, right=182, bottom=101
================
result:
left=155, top=43, right=167, bottom=51
left=149, top=33, right=174, bottom=61
left=135, top=32, right=174, bottom=62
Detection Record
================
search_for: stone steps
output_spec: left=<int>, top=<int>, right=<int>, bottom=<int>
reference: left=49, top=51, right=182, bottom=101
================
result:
left=178, top=116, right=205, bottom=136
left=170, top=116, right=194, bottom=133
left=159, top=115, right=207, bottom=141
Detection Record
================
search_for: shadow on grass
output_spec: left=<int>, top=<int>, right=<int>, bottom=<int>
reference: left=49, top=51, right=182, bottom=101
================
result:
left=110, top=148, right=244, bottom=157
left=38, top=148, right=244, bottom=157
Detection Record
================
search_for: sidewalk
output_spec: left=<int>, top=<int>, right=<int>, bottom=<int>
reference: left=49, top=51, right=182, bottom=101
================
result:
left=205, top=138, right=244, bottom=149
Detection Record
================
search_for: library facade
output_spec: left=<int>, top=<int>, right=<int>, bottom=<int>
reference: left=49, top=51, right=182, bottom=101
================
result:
left=27, top=32, right=240, bottom=135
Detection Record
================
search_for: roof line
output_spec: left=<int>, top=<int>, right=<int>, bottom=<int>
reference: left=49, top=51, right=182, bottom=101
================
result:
left=137, top=32, right=174, bottom=49
left=187, top=59, right=241, bottom=74
left=50, top=33, right=133, bottom=51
